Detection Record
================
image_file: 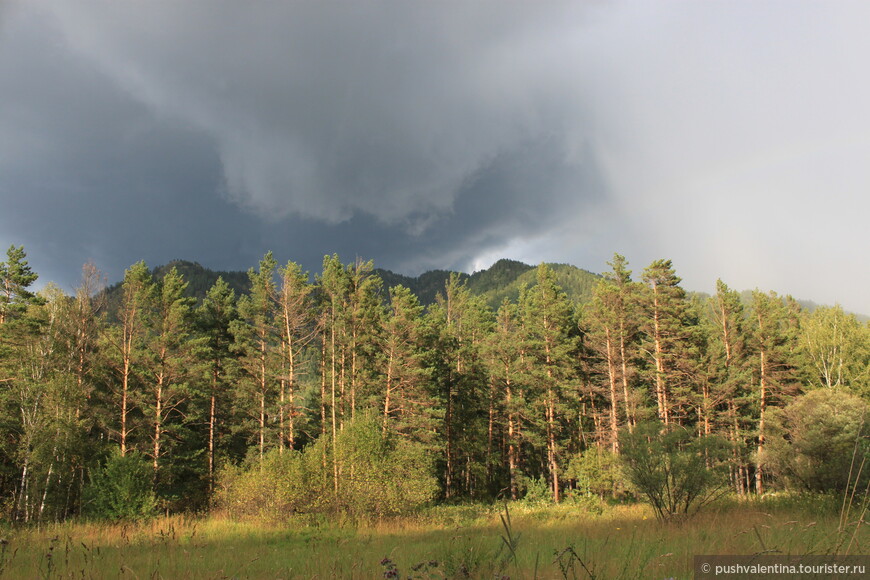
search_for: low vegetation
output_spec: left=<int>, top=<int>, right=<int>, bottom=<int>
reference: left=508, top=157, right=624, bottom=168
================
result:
left=0, top=496, right=864, bottom=579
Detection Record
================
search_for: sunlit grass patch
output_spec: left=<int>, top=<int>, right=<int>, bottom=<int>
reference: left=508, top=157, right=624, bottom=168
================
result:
left=0, top=494, right=864, bottom=579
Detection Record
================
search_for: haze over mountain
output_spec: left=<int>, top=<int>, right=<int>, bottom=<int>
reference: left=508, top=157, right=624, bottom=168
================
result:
left=2, top=2, right=869, bottom=314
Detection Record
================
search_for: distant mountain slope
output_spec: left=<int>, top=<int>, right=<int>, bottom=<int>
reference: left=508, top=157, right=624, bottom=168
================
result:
left=374, top=268, right=462, bottom=306
left=466, top=259, right=600, bottom=308
left=104, top=260, right=251, bottom=317
left=101, top=258, right=867, bottom=319
left=378, top=258, right=600, bottom=308
left=105, top=258, right=601, bottom=313
left=151, top=260, right=251, bottom=300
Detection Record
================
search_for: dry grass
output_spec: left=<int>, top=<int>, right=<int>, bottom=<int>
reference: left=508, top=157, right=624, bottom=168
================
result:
left=0, top=494, right=864, bottom=579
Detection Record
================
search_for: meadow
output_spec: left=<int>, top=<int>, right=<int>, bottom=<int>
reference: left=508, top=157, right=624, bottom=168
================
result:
left=0, top=494, right=864, bottom=579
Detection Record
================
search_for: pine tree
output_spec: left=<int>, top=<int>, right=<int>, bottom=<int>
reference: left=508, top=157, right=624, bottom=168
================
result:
left=520, top=264, right=578, bottom=502
left=0, top=245, right=40, bottom=327
left=316, top=254, right=349, bottom=494
left=639, top=260, right=698, bottom=426
left=102, top=262, right=154, bottom=456
left=428, top=273, right=492, bottom=498
left=605, top=255, right=641, bottom=432
left=0, top=245, right=43, bottom=393
left=483, top=298, right=526, bottom=499
left=196, top=277, right=238, bottom=490
left=380, top=285, right=432, bottom=443
left=275, top=261, right=314, bottom=451
left=584, top=256, right=642, bottom=454
left=231, top=253, right=278, bottom=464
left=344, top=259, right=384, bottom=421
left=749, top=290, right=800, bottom=494
left=706, top=280, right=753, bottom=493
left=142, top=267, right=196, bottom=492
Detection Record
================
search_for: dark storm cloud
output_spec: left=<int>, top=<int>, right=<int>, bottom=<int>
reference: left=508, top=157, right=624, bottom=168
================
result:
left=1, top=1, right=868, bottom=313
left=40, top=0, right=594, bottom=226
left=1, top=0, right=604, bottom=287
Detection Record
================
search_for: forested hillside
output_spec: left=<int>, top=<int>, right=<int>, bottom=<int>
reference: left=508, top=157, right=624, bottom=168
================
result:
left=105, top=258, right=598, bottom=310
left=0, top=245, right=868, bottom=523
left=103, top=260, right=251, bottom=312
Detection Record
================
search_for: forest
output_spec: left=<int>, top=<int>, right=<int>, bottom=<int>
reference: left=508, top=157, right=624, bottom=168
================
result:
left=0, top=244, right=868, bottom=525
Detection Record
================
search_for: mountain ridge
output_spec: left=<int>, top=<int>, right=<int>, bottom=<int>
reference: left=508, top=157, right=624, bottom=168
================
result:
left=101, top=258, right=867, bottom=320
left=103, top=257, right=601, bottom=309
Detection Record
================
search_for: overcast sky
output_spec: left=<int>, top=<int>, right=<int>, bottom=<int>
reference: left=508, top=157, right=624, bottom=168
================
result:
left=1, top=1, right=868, bottom=314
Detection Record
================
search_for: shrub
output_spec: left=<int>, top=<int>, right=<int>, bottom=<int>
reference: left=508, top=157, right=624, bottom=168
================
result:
left=82, top=450, right=156, bottom=521
left=519, top=476, right=552, bottom=505
left=333, top=415, right=438, bottom=517
left=766, top=388, right=870, bottom=493
left=566, top=447, right=622, bottom=498
left=619, top=421, right=728, bottom=521
left=217, top=414, right=438, bottom=520
left=214, top=449, right=316, bottom=519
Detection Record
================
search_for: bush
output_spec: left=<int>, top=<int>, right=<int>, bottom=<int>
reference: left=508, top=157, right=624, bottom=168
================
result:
left=217, top=414, right=438, bottom=520
left=214, top=449, right=317, bottom=519
left=519, top=476, right=552, bottom=505
left=83, top=450, right=156, bottom=521
left=619, top=421, right=728, bottom=521
left=566, top=447, right=622, bottom=498
left=333, top=415, right=438, bottom=517
left=766, top=388, right=870, bottom=493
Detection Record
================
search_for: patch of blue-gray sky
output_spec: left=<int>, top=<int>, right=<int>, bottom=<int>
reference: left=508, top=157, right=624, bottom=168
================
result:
left=0, top=1, right=867, bottom=314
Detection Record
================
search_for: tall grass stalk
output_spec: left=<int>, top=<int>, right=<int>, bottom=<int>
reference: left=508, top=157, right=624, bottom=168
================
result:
left=838, top=424, right=869, bottom=555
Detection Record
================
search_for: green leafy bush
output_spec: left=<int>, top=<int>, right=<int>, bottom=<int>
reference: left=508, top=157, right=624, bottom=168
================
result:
left=214, top=449, right=318, bottom=519
left=333, top=418, right=438, bottom=517
left=519, top=476, right=552, bottom=505
left=767, top=388, right=869, bottom=492
left=619, top=421, right=728, bottom=521
left=83, top=450, right=156, bottom=521
left=566, top=447, right=622, bottom=498
left=217, top=414, right=437, bottom=520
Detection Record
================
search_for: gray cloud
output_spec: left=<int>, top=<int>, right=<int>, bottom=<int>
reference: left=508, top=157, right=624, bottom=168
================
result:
left=40, top=1, right=592, bottom=227
left=1, top=1, right=868, bottom=314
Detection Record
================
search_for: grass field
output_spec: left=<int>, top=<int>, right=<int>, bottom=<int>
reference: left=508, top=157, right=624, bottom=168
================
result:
left=0, top=495, right=864, bottom=579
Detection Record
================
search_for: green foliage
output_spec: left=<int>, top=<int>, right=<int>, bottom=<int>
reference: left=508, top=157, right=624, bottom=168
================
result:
left=519, top=476, right=552, bottom=505
left=217, top=415, right=437, bottom=520
left=767, top=388, right=870, bottom=493
left=473, top=261, right=599, bottom=309
left=83, top=450, right=156, bottom=521
left=0, top=245, right=41, bottom=325
left=6, top=244, right=868, bottom=525
left=619, top=421, right=729, bottom=521
left=798, top=305, right=869, bottom=393
left=104, top=260, right=250, bottom=315
left=152, top=260, right=251, bottom=301
left=566, top=447, right=622, bottom=498
left=334, top=414, right=438, bottom=517
left=215, top=449, right=316, bottom=520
